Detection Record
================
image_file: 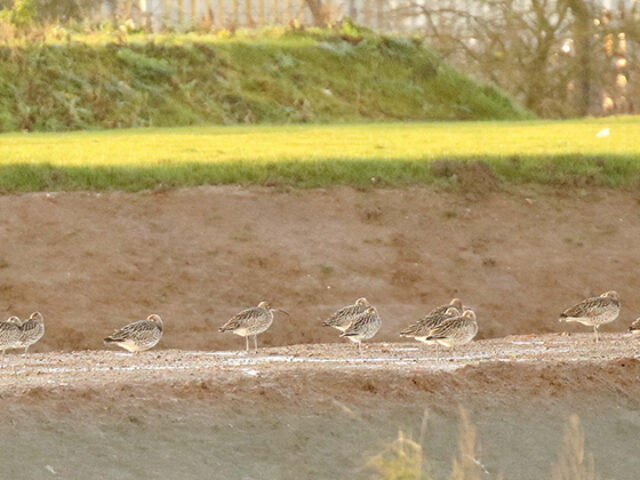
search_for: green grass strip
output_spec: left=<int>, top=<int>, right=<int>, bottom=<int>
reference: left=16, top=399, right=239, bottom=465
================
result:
left=0, top=118, right=638, bottom=191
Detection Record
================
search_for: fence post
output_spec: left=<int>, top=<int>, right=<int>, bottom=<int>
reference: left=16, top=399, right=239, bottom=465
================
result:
left=218, top=0, right=225, bottom=26
left=162, top=0, right=170, bottom=28
left=285, top=0, right=292, bottom=22
left=178, top=0, right=185, bottom=24
left=246, top=0, right=255, bottom=26
left=232, top=0, right=239, bottom=26
left=189, top=0, right=196, bottom=25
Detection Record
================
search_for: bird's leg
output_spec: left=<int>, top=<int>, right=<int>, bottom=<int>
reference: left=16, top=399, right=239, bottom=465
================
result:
left=253, top=335, right=258, bottom=353
left=245, top=336, right=249, bottom=353
left=357, top=341, right=362, bottom=356
left=594, top=326, right=600, bottom=343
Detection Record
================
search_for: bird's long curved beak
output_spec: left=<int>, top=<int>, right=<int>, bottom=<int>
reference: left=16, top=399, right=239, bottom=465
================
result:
left=274, top=309, right=290, bottom=317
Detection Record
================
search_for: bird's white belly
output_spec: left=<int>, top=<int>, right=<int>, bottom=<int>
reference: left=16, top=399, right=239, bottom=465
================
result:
left=116, top=340, right=146, bottom=352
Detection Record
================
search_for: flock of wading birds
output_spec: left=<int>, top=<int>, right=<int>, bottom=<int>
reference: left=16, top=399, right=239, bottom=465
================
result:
left=1, top=290, right=639, bottom=356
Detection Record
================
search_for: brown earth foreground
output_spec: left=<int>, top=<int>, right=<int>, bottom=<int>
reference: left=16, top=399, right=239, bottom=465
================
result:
left=0, top=334, right=639, bottom=480
left=0, top=333, right=638, bottom=405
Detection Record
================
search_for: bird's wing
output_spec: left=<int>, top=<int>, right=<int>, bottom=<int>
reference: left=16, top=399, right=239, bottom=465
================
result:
left=562, top=297, right=616, bottom=318
left=428, top=304, right=449, bottom=316
left=401, top=310, right=457, bottom=336
left=324, top=304, right=363, bottom=327
left=0, top=322, right=20, bottom=337
left=425, top=316, right=467, bottom=340
left=342, top=312, right=375, bottom=336
left=220, top=307, right=262, bottom=331
left=109, top=320, right=156, bottom=341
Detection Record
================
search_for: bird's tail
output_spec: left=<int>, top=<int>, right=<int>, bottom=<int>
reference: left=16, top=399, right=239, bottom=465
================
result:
left=103, top=336, right=118, bottom=344
left=399, top=325, right=418, bottom=337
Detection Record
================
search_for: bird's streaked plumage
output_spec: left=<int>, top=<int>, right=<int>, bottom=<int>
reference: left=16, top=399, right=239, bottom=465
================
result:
left=400, top=305, right=460, bottom=342
left=340, top=306, right=381, bottom=353
left=0, top=317, right=22, bottom=356
left=400, top=298, right=463, bottom=342
left=14, top=312, right=45, bottom=355
left=219, top=301, right=285, bottom=352
left=424, top=310, right=478, bottom=347
left=323, top=297, right=370, bottom=332
left=559, top=291, right=620, bottom=342
left=104, top=314, right=163, bottom=352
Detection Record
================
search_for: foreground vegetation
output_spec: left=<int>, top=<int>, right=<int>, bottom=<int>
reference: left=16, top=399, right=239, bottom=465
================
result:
left=368, top=409, right=605, bottom=480
left=0, top=27, right=530, bottom=133
left=0, top=117, right=638, bottom=192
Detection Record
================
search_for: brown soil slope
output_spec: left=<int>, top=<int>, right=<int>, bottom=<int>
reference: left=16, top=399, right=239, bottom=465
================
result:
left=1, top=185, right=639, bottom=352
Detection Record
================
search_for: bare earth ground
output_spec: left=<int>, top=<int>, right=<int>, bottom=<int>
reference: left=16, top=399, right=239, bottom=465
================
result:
left=0, top=334, right=639, bottom=479
left=2, top=185, right=640, bottom=479
left=0, top=334, right=638, bottom=403
left=1, top=185, right=640, bottom=351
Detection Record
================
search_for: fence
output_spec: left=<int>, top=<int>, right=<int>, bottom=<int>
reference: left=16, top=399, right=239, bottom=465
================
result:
left=105, top=0, right=397, bottom=30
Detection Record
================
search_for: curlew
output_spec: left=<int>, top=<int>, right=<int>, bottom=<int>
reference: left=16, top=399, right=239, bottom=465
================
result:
left=0, top=317, right=22, bottom=358
left=13, top=312, right=45, bottom=356
left=219, top=301, right=288, bottom=352
left=323, top=297, right=370, bottom=332
left=340, top=306, right=381, bottom=354
left=104, top=314, right=163, bottom=352
left=400, top=298, right=463, bottom=343
left=559, top=291, right=620, bottom=343
left=423, top=310, right=478, bottom=348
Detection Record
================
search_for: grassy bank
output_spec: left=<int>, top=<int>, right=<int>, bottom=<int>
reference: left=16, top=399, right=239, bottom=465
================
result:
left=0, top=28, right=530, bottom=133
left=0, top=117, right=638, bottom=191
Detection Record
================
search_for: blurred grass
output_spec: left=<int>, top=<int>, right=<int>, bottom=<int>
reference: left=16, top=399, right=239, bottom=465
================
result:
left=0, top=117, right=638, bottom=191
left=370, top=410, right=603, bottom=480
left=0, top=28, right=529, bottom=133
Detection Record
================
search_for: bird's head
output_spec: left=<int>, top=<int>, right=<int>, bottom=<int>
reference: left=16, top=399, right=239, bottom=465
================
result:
left=449, top=298, right=463, bottom=310
left=258, top=301, right=271, bottom=310
left=462, top=310, right=477, bottom=321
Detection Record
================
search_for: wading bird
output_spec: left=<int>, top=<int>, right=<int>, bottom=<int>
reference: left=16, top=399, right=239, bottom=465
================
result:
left=219, top=301, right=288, bottom=353
left=104, top=314, right=163, bottom=352
left=559, top=291, right=620, bottom=343
left=423, top=310, right=478, bottom=348
left=323, top=297, right=370, bottom=332
left=340, top=306, right=381, bottom=354
left=0, top=316, right=22, bottom=358
left=12, top=312, right=45, bottom=356
left=400, top=298, right=463, bottom=344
